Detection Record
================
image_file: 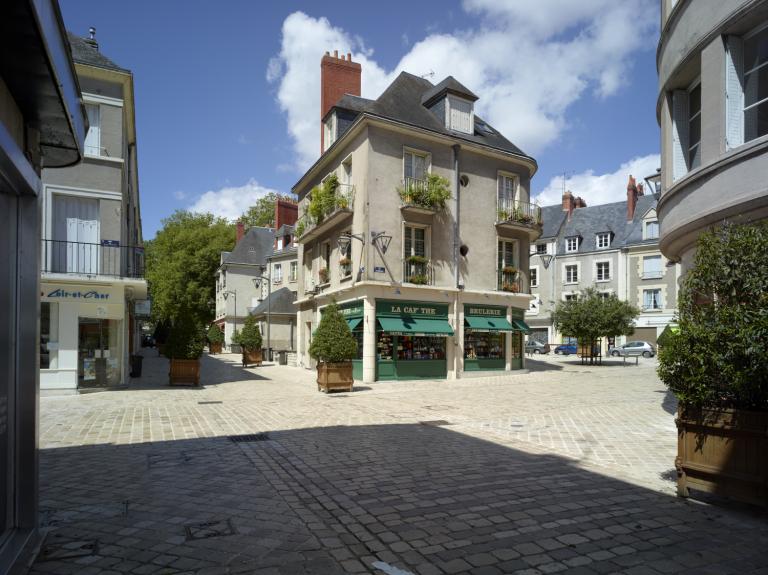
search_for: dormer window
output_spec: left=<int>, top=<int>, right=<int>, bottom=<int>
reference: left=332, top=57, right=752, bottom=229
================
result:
left=447, top=95, right=473, bottom=134
left=596, top=232, right=611, bottom=249
left=565, top=237, right=579, bottom=253
left=324, top=112, right=337, bottom=149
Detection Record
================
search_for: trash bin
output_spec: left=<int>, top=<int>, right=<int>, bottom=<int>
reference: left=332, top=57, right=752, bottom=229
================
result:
left=129, top=354, right=143, bottom=378
left=278, top=350, right=287, bottom=365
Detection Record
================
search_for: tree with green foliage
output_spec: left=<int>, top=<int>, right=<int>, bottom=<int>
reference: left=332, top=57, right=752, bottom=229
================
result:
left=309, top=301, right=357, bottom=364
left=166, top=311, right=205, bottom=360
left=145, top=211, right=234, bottom=324
left=552, top=287, right=639, bottom=365
left=658, top=223, right=768, bottom=409
left=239, top=314, right=263, bottom=353
left=240, top=192, right=297, bottom=229
left=206, top=323, right=224, bottom=345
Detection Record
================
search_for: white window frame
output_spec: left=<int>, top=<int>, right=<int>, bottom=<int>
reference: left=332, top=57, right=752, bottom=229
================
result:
left=273, top=263, right=283, bottom=284
left=83, top=103, right=101, bottom=157
left=595, top=260, right=611, bottom=283
left=563, top=263, right=579, bottom=285
left=324, top=112, right=337, bottom=149
left=596, top=232, right=611, bottom=249
left=535, top=243, right=548, bottom=255
left=643, top=288, right=664, bottom=311
left=687, top=79, right=701, bottom=170
left=341, top=154, right=353, bottom=186
left=446, top=94, right=474, bottom=134
left=644, top=220, right=659, bottom=240
left=597, top=290, right=613, bottom=300
left=563, top=292, right=579, bottom=302
left=642, top=255, right=664, bottom=280
left=289, top=261, right=298, bottom=282
left=740, top=24, right=768, bottom=145
left=565, top=237, right=579, bottom=253
left=497, top=238, right=517, bottom=270
left=403, top=147, right=431, bottom=182
left=529, top=266, right=539, bottom=288
left=403, top=223, right=430, bottom=259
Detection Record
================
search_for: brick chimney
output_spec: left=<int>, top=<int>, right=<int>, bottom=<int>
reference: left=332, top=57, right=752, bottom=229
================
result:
left=236, top=220, right=245, bottom=243
left=562, top=190, right=575, bottom=219
left=321, top=50, right=361, bottom=153
left=574, top=196, right=587, bottom=208
left=626, top=175, right=643, bottom=221
left=274, top=199, right=298, bottom=247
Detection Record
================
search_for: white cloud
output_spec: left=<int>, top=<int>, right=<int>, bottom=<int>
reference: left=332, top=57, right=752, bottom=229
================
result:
left=534, top=153, right=661, bottom=207
left=173, top=190, right=186, bottom=201
left=268, top=3, right=657, bottom=171
left=188, top=178, right=281, bottom=221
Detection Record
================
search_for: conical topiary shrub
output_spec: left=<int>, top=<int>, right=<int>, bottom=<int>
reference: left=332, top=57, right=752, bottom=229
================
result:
left=240, top=314, right=263, bottom=367
left=206, top=323, right=224, bottom=354
left=310, top=301, right=356, bottom=392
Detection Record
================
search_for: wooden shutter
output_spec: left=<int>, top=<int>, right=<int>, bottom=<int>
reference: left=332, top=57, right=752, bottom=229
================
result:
left=671, top=90, right=689, bottom=181
left=725, top=35, right=744, bottom=149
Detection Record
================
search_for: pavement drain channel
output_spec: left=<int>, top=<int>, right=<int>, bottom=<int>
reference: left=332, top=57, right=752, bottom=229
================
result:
left=228, top=433, right=270, bottom=442
left=184, top=518, right=237, bottom=541
left=147, top=452, right=192, bottom=468
left=419, top=420, right=452, bottom=426
left=38, top=535, right=99, bottom=562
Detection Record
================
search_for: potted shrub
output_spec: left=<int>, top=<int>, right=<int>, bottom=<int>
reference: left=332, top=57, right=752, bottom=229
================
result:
left=239, top=314, right=263, bottom=367
left=658, top=223, right=768, bottom=506
left=339, top=257, right=352, bottom=278
left=206, top=323, right=224, bottom=354
left=167, top=314, right=204, bottom=386
left=310, top=301, right=357, bottom=393
left=318, top=267, right=330, bottom=284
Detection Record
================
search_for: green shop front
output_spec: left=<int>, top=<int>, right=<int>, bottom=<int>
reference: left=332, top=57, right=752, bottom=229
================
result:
left=375, top=300, right=453, bottom=381
left=337, top=300, right=365, bottom=380
left=464, top=305, right=528, bottom=371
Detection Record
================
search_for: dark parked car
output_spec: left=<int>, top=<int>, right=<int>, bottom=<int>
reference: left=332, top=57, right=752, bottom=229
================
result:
left=141, top=335, right=155, bottom=348
left=553, top=344, right=577, bottom=355
left=610, top=341, right=655, bottom=358
left=525, top=340, right=550, bottom=354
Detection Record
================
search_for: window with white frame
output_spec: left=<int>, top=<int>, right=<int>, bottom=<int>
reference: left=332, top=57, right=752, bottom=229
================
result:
left=83, top=103, right=102, bottom=156
left=643, top=289, right=663, bottom=310
left=447, top=96, right=474, bottom=134
left=404, top=225, right=427, bottom=258
left=688, top=83, right=701, bottom=169
left=598, top=291, right=611, bottom=300
left=273, top=263, right=283, bottom=284
left=497, top=173, right=517, bottom=213
left=596, top=261, right=610, bottom=282
left=289, top=261, right=297, bottom=282
left=644, top=220, right=659, bottom=240
left=404, top=149, right=429, bottom=182
left=642, top=255, right=663, bottom=279
left=671, top=81, right=701, bottom=179
left=535, top=243, right=547, bottom=255
left=565, top=264, right=578, bottom=284
left=596, top=232, right=611, bottom=249
left=324, top=112, right=337, bottom=149
left=565, top=237, right=579, bottom=253
left=564, top=293, right=578, bottom=302
left=530, top=267, right=538, bottom=287
left=725, top=28, right=768, bottom=148
left=497, top=239, right=516, bottom=269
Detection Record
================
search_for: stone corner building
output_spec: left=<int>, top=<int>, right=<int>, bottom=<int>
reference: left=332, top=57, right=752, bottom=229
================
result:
left=657, top=0, right=768, bottom=271
left=295, top=51, right=540, bottom=383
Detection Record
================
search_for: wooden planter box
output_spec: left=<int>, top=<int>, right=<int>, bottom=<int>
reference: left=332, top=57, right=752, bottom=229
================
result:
left=242, top=348, right=262, bottom=367
left=317, top=362, right=353, bottom=393
left=209, top=342, right=222, bottom=355
left=676, top=406, right=768, bottom=507
left=169, top=358, right=200, bottom=386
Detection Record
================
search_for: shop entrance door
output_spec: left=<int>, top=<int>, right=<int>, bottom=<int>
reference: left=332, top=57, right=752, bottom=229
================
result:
left=78, top=318, right=119, bottom=388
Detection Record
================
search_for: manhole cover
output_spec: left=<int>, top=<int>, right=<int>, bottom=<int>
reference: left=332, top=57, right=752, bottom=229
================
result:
left=228, top=433, right=270, bottom=443
left=38, top=537, right=98, bottom=562
left=184, top=518, right=236, bottom=540
left=420, top=420, right=452, bottom=427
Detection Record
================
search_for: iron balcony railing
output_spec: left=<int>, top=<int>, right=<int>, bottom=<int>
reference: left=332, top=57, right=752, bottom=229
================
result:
left=641, top=271, right=664, bottom=279
left=496, top=200, right=543, bottom=227
left=497, top=268, right=527, bottom=293
left=296, top=183, right=355, bottom=238
left=403, top=258, right=433, bottom=285
left=42, top=239, right=145, bottom=278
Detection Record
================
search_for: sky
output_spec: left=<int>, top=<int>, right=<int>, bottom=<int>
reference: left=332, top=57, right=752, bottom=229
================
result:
left=60, top=0, right=661, bottom=239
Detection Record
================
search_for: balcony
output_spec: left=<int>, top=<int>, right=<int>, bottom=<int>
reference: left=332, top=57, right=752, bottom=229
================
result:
left=296, top=183, right=355, bottom=243
left=497, top=268, right=527, bottom=294
left=641, top=271, right=664, bottom=280
left=398, top=176, right=451, bottom=218
left=403, top=257, right=433, bottom=285
left=496, top=200, right=543, bottom=240
left=42, top=239, right=144, bottom=278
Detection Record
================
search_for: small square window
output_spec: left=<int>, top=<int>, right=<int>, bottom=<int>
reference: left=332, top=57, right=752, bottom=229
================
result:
left=644, top=220, right=659, bottom=240
left=565, top=237, right=578, bottom=253
left=535, top=244, right=547, bottom=255
left=596, top=233, right=611, bottom=249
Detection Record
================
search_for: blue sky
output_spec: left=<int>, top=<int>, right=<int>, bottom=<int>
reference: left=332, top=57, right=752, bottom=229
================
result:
left=60, top=0, right=660, bottom=239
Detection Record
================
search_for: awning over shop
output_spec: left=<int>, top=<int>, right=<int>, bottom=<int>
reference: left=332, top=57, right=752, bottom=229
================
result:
left=464, top=316, right=516, bottom=332
left=378, top=316, right=454, bottom=336
left=511, top=319, right=531, bottom=333
left=346, top=318, right=362, bottom=331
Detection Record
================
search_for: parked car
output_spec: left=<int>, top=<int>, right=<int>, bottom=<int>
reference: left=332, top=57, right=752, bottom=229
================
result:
left=553, top=344, right=577, bottom=355
left=610, top=341, right=656, bottom=358
left=141, top=335, right=155, bottom=348
left=525, top=340, right=550, bottom=354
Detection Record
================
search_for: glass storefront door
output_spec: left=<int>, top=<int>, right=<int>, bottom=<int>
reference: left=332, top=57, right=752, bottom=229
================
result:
left=78, top=318, right=121, bottom=388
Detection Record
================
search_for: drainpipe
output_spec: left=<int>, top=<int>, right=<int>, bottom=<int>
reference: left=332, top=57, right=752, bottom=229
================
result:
left=452, top=145, right=461, bottom=288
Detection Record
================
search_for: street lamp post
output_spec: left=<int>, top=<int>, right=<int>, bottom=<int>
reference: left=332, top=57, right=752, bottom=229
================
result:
left=253, top=270, right=271, bottom=361
left=223, top=290, right=237, bottom=350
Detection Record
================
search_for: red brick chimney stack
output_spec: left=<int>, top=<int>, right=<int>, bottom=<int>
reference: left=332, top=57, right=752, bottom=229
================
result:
left=627, top=175, right=641, bottom=221
left=236, top=220, right=245, bottom=243
left=562, top=190, right=575, bottom=220
left=321, top=50, right=361, bottom=153
left=274, top=199, right=298, bottom=247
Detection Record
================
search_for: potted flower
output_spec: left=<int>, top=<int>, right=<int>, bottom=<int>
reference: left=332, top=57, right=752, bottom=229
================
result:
left=339, top=257, right=352, bottom=278
left=206, top=323, right=224, bottom=355
left=502, top=265, right=518, bottom=274
left=658, top=223, right=768, bottom=506
left=167, top=313, right=205, bottom=386
left=502, top=282, right=519, bottom=293
left=310, top=301, right=357, bottom=393
left=239, top=314, right=263, bottom=367
left=318, top=267, right=330, bottom=284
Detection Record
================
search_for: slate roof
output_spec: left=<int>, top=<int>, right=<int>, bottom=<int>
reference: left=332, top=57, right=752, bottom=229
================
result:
left=554, top=195, right=658, bottom=255
left=421, top=76, right=478, bottom=106
left=224, top=227, right=274, bottom=266
left=249, top=287, right=296, bottom=317
left=538, top=205, right=568, bottom=239
left=67, top=33, right=126, bottom=72
left=275, top=224, right=295, bottom=237
left=324, top=72, right=532, bottom=164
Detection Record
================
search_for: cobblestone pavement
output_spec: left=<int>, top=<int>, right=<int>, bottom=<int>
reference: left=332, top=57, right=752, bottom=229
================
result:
left=32, top=351, right=768, bottom=574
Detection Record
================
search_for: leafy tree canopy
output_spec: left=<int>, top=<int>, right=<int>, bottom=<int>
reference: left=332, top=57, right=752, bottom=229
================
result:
left=552, top=287, right=639, bottom=360
left=146, top=210, right=234, bottom=324
left=658, top=223, right=768, bottom=409
left=239, top=314, right=263, bottom=352
left=241, top=192, right=297, bottom=229
left=309, top=301, right=357, bottom=363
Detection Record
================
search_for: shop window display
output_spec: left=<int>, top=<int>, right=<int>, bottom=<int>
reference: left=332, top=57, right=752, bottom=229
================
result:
left=465, top=332, right=505, bottom=360
left=40, top=302, right=59, bottom=369
left=78, top=318, right=121, bottom=387
left=396, top=336, right=445, bottom=361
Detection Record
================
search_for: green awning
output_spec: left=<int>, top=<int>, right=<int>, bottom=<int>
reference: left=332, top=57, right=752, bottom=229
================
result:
left=464, top=316, right=517, bottom=332
left=512, top=319, right=531, bottom=333
left=378, top=316, right=454, bottom=336
left=346, top=318, right=362, bottom=331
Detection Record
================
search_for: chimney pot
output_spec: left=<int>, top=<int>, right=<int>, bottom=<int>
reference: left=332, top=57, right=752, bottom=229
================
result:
left=236, top=220, right=245, bottom=243
left=562, top=190, right=576, bottom=220
left=626, top=175, right=639, bottom=221
left=347, top=52, right=352, bottom=61
left=334, top=50, right=338, bottom=58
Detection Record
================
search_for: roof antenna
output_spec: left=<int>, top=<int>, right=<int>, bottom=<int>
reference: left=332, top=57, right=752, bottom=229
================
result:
left=420, top=70, right=435, bottom=79
left=561, top=171, right=573, bottom=195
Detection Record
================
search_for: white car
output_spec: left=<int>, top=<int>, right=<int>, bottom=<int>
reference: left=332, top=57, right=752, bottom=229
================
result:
left=610, top=341, right=656, bottom=358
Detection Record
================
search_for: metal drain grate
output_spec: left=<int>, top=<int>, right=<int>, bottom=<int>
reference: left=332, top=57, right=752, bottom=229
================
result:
left=184, top=518, right=236, bottom=540
left=228, top=433, right=270, bottom=443
left=420, top=420, right=452, bottom=427
left=198, top=401, right=223, bottom=405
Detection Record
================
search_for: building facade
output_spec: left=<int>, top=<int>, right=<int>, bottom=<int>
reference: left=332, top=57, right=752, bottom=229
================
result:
left=657, top=0, right=768, bottom=270
left=0, top=1, right=85, bottom=569
left=40, top=30, right=147, bottom=392
left=526, top=179, right=679, bottom=349
left=295, top=52, right=539, bottom=383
